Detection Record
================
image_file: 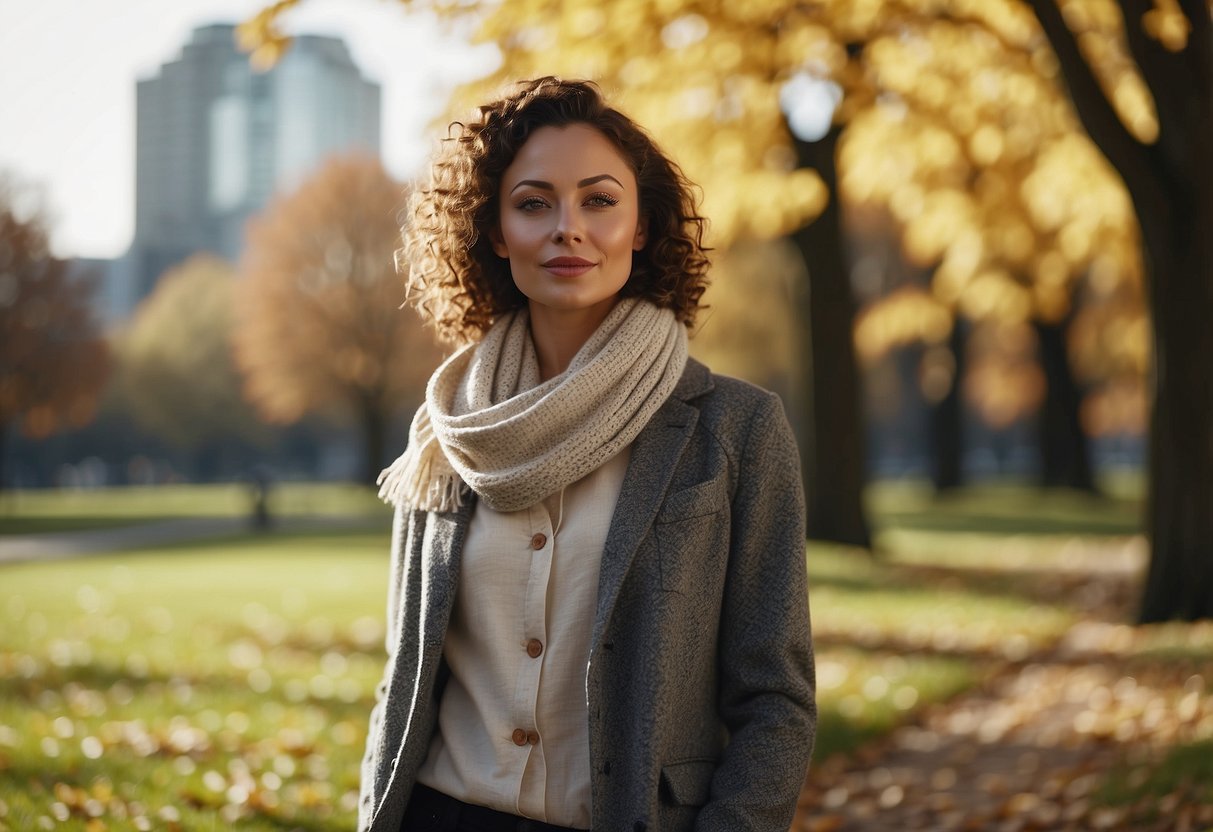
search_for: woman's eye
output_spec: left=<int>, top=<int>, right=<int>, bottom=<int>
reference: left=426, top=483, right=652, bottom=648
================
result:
left=517, top=197, right=548, bottom=211
left=586, top=193, right=619, bottom=207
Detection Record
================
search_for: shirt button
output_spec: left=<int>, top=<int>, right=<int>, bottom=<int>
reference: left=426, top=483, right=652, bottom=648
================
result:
left=511, top=728, right=528, bottom=747
left=530, top=532, right=547, bottom=550
left=526, top=730, right=540, bottom=745
left=526, top=638, right=544, bottom=658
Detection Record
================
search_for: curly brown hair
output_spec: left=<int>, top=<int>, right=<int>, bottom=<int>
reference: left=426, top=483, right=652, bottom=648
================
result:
left=403, top=77, right=711, bottom=344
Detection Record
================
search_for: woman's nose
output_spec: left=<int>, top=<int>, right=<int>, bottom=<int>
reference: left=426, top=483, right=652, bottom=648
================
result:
left=552, top=207, right=584, bottom=244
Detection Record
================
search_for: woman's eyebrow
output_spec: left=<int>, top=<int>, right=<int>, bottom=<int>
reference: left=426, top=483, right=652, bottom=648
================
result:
left=509, top=174, right=625, bottom=194
left=577, top=174, right=625, bottom=189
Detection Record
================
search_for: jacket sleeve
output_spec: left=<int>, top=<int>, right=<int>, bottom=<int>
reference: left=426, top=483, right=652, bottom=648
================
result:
left=695, top=391, right=816, bottom=831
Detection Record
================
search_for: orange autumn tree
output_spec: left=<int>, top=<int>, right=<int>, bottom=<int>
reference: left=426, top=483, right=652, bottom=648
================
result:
left=0, top=181, right=109, bottom=486
left=233, top=155, right=442, bottom=484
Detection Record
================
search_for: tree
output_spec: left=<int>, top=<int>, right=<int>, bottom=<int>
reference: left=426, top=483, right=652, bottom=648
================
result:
left=1018, top=0, right=1213, bottom=621
left=118, top=255, right=272, bottom=472
left=0, top=180, right=109, bottom=487
left=232, top=154, right=441, bottom=484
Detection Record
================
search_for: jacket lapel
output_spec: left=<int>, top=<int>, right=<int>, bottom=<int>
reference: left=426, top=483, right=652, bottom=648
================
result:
left=592, top=360, right=713, bottom=647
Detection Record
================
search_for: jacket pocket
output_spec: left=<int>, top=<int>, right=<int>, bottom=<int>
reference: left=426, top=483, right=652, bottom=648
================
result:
left=659, top=757, right=717, bottom=807
left=656, top=478, right=726, bottom=523
left=655, top=479, right=727, bottom=593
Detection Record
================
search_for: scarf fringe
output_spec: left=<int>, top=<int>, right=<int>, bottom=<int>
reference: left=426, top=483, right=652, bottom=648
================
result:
left=377, top=440, right=467, bottom=513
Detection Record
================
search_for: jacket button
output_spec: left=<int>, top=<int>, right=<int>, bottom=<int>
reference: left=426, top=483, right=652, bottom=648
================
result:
left=511, top=728, right=528, bottom=746
left=526, top=638, right=544, bottom=658
left=526, top=730, right=540, bottom=745
left=530, top=532, right=547, bottom=550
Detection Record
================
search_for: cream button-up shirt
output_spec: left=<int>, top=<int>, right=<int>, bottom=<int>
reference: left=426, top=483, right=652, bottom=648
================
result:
left=415, top=446, right=632, bottom=829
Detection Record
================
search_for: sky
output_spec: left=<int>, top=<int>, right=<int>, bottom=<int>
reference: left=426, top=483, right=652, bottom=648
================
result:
left=0, top=0, right=498, bottom=259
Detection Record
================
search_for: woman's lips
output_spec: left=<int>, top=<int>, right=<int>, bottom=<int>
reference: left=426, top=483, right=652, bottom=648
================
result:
left=542, top=257, right=595, bottom=277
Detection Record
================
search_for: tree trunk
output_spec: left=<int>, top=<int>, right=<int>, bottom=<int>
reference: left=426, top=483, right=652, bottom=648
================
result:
left=0, top=419, right=8, bottom=493
left=1035, top=314, right=1096, bottom=492
left=361, top=397, right=387, bottom=487
left=790, top=126, right=871, bottom=548
left=930, top=320, right=966, bottom=491
left=1139, top=218, right=1213, bottom=621
left=1029, top=0, right=1213, bottom=621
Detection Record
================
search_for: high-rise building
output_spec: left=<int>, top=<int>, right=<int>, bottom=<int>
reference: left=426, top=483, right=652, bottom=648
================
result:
left=121, top=23, right=380, bottom=312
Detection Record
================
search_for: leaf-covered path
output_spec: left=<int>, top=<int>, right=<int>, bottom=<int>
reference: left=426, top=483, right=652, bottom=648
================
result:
left=793, top=553, right=1213, bottom=832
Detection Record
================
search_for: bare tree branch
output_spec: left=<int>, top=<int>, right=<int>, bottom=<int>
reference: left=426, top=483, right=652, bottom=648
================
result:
left=1026, top=1, right=1169, bottom=215
left=1176, top=0, right=1213, bottom=100
left=1121, top=0, right=1197, bottom=175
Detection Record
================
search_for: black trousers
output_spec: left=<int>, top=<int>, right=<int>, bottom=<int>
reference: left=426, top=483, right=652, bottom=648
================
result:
left=401, top=783, right=582, bottom=832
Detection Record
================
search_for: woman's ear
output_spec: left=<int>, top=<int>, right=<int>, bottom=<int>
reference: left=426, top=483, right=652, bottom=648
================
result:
left=632, top=218, right=648, bottom=251
left=490, top=224, right=509, bottom=258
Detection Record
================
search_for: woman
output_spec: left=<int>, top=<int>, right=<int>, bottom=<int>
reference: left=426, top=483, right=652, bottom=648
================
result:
left=362, top=77, right=815, bottom=832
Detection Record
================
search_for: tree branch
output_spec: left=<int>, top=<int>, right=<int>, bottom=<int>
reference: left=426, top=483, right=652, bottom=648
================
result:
left=1121, top=0, right=1192, bottom=174
left=1176, top=0, right=1213, bottom=100
left=1025, top=0, right=1155, bottom=206
left=1177, top=0, right=1210, bottom=34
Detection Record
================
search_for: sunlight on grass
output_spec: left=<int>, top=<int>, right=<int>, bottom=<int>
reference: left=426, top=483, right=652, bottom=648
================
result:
left=804, top=543, right=1073, bottom=764
left=808, top=545, right=1076, bottom=656
left=0, top=533, right=390, bottom=831
left=813, top=647, right=975, bottom=761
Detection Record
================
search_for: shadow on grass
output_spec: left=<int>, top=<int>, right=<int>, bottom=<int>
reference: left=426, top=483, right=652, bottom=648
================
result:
left=813, top=705, right=888, bottom=763
left=0, top=661, right=176, bottom=701
left=73, top=524, right=394, bottom=560
left=0, top=658, right=383, bottom=717
left=810, top=551, right=1139, bottom=624
left=1095, top=739, right=1213, bottom=810
left=0, top=516, right=172, bottom=536
left=876, top=510, right=1141, bottom=537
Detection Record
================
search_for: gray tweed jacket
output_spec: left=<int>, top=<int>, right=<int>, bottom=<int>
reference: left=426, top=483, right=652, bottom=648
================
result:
left=358, top=358, right=815, bottom=832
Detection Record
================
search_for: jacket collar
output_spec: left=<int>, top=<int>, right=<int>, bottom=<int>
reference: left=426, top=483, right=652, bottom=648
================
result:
left=671, top=356, right=714, bottom=404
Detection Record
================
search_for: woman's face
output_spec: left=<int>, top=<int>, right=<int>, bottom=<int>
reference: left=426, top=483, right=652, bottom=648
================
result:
left=492, top=123, right=646, bottom=321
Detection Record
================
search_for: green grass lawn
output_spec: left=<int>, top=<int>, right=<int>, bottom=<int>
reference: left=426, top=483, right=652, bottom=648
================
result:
left=0, top=484, right=387, bottom=536
left=0, top=533, right=1081, bottom=830
left=0, top=531, right=392, bottom=832
left=1, top=476, right=1203, bottom=831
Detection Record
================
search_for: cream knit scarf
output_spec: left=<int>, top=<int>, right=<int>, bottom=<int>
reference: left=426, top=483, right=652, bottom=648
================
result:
left=378, top=297, right=688, bottom=513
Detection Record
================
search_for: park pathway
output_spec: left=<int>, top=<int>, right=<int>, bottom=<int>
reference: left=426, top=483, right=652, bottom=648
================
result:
left=0, top=515, right=381, bottom=565
left=792, top=618, right=1213, bottom=830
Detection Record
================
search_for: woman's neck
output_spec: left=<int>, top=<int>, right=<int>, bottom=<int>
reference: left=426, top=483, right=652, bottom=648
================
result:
left=529, top=297, right=619, bottom=382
